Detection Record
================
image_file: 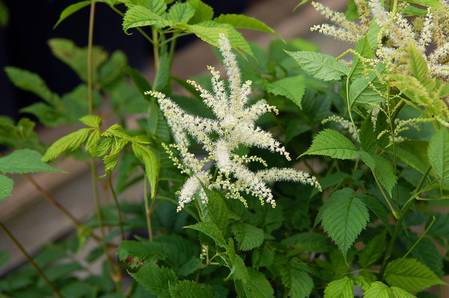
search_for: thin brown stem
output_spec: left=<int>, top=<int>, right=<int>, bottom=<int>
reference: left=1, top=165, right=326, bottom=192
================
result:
left=0, top=222, right=63, bottom=298
left=108, top=175, right=125, bottom=240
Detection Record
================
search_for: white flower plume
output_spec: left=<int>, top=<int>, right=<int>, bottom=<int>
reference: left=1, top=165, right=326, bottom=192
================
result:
left=146, top=34, right=320, bottom=211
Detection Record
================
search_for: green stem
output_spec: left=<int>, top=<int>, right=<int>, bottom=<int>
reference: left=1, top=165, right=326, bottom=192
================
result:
left=392, top=0, right=399, bottom=14
left=373, top=171, right=398, bottom=219
left=87, top=0, right=96, bottom=114
left=109, top=5, right=153, bottom=44
left=143, top=180, right=153, bottom=240
left=152, top=28, right=160, bottom=77
left=0, top=222, right=63, bottom=298
left=403, top=216, right=436, bottom=259
left=108, top=175, right=125, bottom=240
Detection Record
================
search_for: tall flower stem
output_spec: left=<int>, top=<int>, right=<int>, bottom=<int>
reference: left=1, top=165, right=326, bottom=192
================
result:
left=0, top=222, right=63, bottom=298
left=143, top=180, right=153, bottom=240
left=108, top=175, right=125, bottom=240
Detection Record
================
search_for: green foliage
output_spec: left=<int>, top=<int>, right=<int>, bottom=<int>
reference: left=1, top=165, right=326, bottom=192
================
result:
left=383, top=258, right=444, bottom=293
left=302, top=129, right=358, bottom=159
left=428, top=128, right=449, bottom=188
left=0, top=175, right=13, bottom=201
left=323, top=277, right=353, bottom=298
left=0, top=149, right=61, bottom=174
left=232, top=223, right=264, bottom=251
left=266, top=75, right=305, bottom=108
left=214, top=14, right=274, bottom=33
left=53, top=1, right=91, bottom=29
left=364, top=281, right=416, bottom=298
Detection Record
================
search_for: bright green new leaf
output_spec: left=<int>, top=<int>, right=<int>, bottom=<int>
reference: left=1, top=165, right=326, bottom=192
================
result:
left=428, top=128, right=449, bottom=188
left=131, top=143, right=159, bottom=199
left=407, top=44, right=429, bottom=83
left=166, top=2, right=195, bottom=23
left=185, top=221, right=226, bottom=248
left=302, top=129, right=358, bottom=159
left=123, top=5, right=173, bottom=32
left=321, top=188, right=369, bottom=257
left=215, top=14, right=274, bottom=33
left=42, top=128, right=91, bottom=162
left=187, top=0, right=213, bottom=23
left=364, top=281, right=416, bottom=298
left=0, top=175, right=13, bottom=202
left=266, top=75, right=305, bottom=108
left=0, top=149, right=61, bottom=174
left=5, top=67, right=60, bottom=106
left=286, top=51, right=349, bottom=81
left=324, top=276, right=353, bottom=298
left=80, top=115, right=102, bottom=129
left=384, top=258, right=443, bottom=292
left=232, top=223, right=264, bottom=251
left=53, top=1, right=90, bottom=29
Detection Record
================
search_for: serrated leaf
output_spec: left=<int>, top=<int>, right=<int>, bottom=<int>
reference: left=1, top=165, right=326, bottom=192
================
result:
left=364, top=281, right=416, bottom=298
left=131, top=143, right=159, bottom=198
left=302, top=129, right=358, bottom=159
left=232, top=223, right=264, bottom=251
left=215, top=14, right=274, bottom=33
left=282, top=232, right=331, bottom=253
left=205, top=189, right=232, bottom=228
left=384, top=258, right=444, bottom=292
left=266, top=75, right=305, bottom=108
left=80, top=115, right=102, bottom=128
left=324, top=277, right=353, bottom=298
left=226, top=239, right=248, bottom=282
left=42, top=128, right=91, bottom=162
left=407, top=44, right=429, bottom=83
left=241, top=269, right=274, bottom=298
left=0, top=175, right=13, bottom=201
left=123, top=5, right=173, bottom=32
left=0, top=149, right=61, bottom=174
left=428, top=128, right=449, bottom=188
left=169, top=280, right=214, bottom=298
left=286, top=51, right=349, bottom=81
left=185, top=221, right=226, bottom=247
left=321, top=188, right=369, bottom=257
left=283, top=267, right=314, bottom=298
left=187, top=0, right=213, bottom=23
left=360, top=152, right=397, bottom=196
left=54, top=1, right=90, bottom=29
left=359, top=232, right=386, bottom=267
left=131, top=262, right=177, bottom=297
left=5, top=67, right=60, bottom=106
left=166, top=2, right=195, bottom=23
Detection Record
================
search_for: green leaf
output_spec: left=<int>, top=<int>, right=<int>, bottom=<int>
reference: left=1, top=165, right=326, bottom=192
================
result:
left=48, top=39, right=108, bottom=82
left=428, top=128, right=449, bottom=187
left=226, top=239, right=248, bottom=282
left=266, top=75, right=305, bottom=108
left=0, top=0, right=9, bottom=26
left=282, top=267, right=314, bottom=298
left=153, top=52, right=170, bottom=91
left=407, top=44, right=429, bottom=83
left=186, top=21, right=253, bottom=56
left=131, top=262, right=177, bottom=297
left=321, top=188, right=369, bottom=257
left=282, top=232, right=331, bottom=253
left=98, top=50, right=128, bottom=86
left=0, top=175, right=13, bottom=201
left=42, top=128, right=91, bottom=162
left=169, top=280, right=214, bottom=298
left=185, top=221, right=226, bottom=247
left=131, top=143, right=159, bottom=198
left=324, top=277, right=353, bottom=298
left=205, top=189, right=232, bottom=228
left=396, top=141, right=429, bottom=174
left=54, top=1, right=90, bottom=29
left=360, top=152, right=397, bottom=196
left=0, top=149, right=61, bottom=174
left=215, top=14, right=274, bottom=33
left=187, top=0, right=213, bottom=23
left=80, top=115, right=102, bottom=129
left=302, top=129, right=358, bottom=159
left=286, top=51, right=349, bottom=81
left=123, top=5, right=173, bottom=32
left=166, top=2, right=195, bottom=23
left=364, top=281, right=416, bottom=298
left=240, top=269, right=274, bottom=298
left=359, top=232, right=386, bottom=267
left=384, top=258, right=444, bottom=292
left=232, top=223, right=264, bottom=251
left=5, top=67, right=60, bottom=106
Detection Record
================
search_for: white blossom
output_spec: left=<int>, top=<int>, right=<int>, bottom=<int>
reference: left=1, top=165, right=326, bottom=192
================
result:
left=146, top=34, right=320, bottom=210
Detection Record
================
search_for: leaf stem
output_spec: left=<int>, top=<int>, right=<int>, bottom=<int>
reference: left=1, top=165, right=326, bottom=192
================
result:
left=0, top=222, right=63, bottom=298
left=108, top=175, right=125, bottom=240
left=152, top=28, right=160, bottom=77
left=143, top=180, right=153, bottom=240
left=87, top=0, right=96, bottom=114
left=403, top=216, right=436, bottom=259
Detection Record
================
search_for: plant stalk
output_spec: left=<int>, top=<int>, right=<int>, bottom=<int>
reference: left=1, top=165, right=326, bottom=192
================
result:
left=143, top=180, right=153, bottom=240
left=87, top=0, right=96, bottom=114
left=0, top=222, right=63, bottom=298
left=108, top=175, right=125, bottom=240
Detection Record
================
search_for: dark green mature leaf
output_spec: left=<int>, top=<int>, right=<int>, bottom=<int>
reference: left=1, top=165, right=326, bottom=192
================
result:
left=364, top=281, right=416, bottom=298
left=240, top=269, right=274, bottom=298
left=359, top=232, right=386, bottom=267
left=0, top=149, right=61, bottom=174
left=282, top=232, right=331, bottom=253
left=384, top=258, right=443, bottom=292
left=132, top=143, right=159, bottom=199
left=205, top=189, right=232, bottom=228
left=187, top=0, right=213, bottom=23
left=286, top=51, right=349, bottom=81
left=49, top=39, right=108, bottom=82
left=153, top=52, right=171, bottom=91
left=5, top=67, right=60, bottom=106
left=428, top=128, right=449, bottom=188
left=232, top=223, right=264, bottom=251
left=324, top=277, right=353, bottom=298
left=131, top=262, right=177, bottom=297
left=169, top=280, right=214, bottom=298
left=42, top=128, right=91, bottom=162
left=0, top=0, right=9, bottom=26
left=215, top=14, right=274, bottom=33
left=266, top=75, right=305, bottom=108
left=396, top=141, right=429, bottom=174
left=0, top=175, right=13, bottom=201
left=360, top=152, right=397, bottom=196
left=281, top=266, right=313, bottom=298
left=54, top=1, right=90, bottom=29
left=185, top=221, right=226, bottom=247
left=302, top=129, right=358, bottom=159
left=321, top=188, right=369, bottom=257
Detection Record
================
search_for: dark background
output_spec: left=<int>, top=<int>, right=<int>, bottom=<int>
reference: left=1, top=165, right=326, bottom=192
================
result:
left=0, top=0, right=248, bottom=119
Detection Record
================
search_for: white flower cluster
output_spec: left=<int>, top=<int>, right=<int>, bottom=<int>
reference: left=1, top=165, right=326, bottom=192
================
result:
left=311, top=0, right=449, bottom=79
left=322, top=115, right=359, bottom=141
left=146, top=34, right=321, bottom=211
